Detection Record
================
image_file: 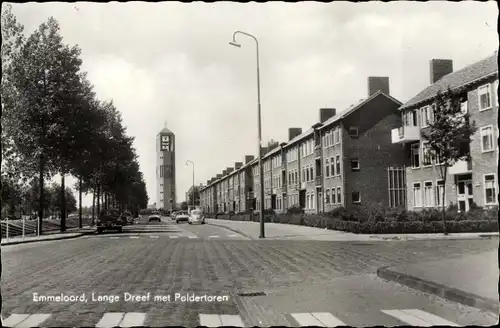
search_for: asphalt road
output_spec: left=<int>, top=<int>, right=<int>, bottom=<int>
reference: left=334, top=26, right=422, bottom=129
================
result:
left=1, top=218, right=497, bottom=327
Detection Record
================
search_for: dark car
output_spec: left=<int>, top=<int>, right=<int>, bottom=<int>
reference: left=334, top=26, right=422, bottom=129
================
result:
left=96, top=209, right=123, bottom=233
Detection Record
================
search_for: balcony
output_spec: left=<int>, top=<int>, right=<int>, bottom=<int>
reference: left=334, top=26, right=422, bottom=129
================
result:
left=391, top=126, right=421, bottom=144
left=315, top=176, right=322, bottom=186
left=449, top=160, right=473, bottom=175
left=315, top=148, right=321, bottom=159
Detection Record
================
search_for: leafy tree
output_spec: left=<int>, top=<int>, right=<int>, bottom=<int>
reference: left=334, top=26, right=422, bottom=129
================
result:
left=180, top=202, right=188, bottom=210
left=187, top=187, right=200, bottom=207
left=422, top=87, right=477, bottom=234
left=6, top=17, right=82, bottom=234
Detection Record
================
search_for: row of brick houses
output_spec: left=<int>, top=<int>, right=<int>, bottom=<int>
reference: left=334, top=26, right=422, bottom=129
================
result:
left=199, top=52, right=498, bottom=214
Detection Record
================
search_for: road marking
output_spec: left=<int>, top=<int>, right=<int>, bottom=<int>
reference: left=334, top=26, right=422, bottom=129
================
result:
left=170, top=236, right=179, bottom=239
left=96, top=312, right=124, bottom=327
left=291, top=312, right=344, bottom=327
left=15, top=314, right=51, bottom=327
left=110, top=237, right=119, bottom=239
left=220, top=314, right=244, bottom=326
left=199, top=314, right=222, bottom=327
left=129, top=236, right=140, bottom=239
left=188, top=236, right=198, bottom=239
left=120, top=312, right=146, bottom=327
left=209, top=235, right=220, bottom=238
left=3, top=314, right=30, bottom=327
left=381, top=309, right=459, bottom=326
left=228, top=234, right=239, bottom=237
left=149, top=236, right=159, bottom=239
left=311, top=312, right=346, bottom=326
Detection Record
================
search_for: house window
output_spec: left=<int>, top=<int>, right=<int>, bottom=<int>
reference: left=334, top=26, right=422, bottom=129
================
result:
left=481, top=126, right=494, bottom=152
left=423, top=181, right=433, bottom=207
left=294, top=170, right=298, bottom=184
left=335, top=128, right=340, bottom=144
left=495, top=80, right=499, bottom=106
left=348, top=127, right=359, bottom=138
left=413, top=182, right=422, bottom=207
left=337, top=187, right=341, bottom=204
left=478, top=84, right=492, bottom=110
left=422, top=142, right=432, bottom=166
left=352, top=191, right=361, bottom=203
left=350, top=158, right=360, bottom=171
left=325, top=158, right=330, bottom=177
left=335, top=155, right=341, bottom=175
left=460, top=101, right=468, bottom=115
left=310, top=166, right=314, bottom=181
left=411, top=143, right=420, bottom=168
left=331, top=188, right=336, bottom=204
left=325, top=189, right=330, bottom=204
left=421, top=106, right=432, bottom=127
left=484, top=174, right=497, bottom=205
left=306, top=167, right=310, bottom=182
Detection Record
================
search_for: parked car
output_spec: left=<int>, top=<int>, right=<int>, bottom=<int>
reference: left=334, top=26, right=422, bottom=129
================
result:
left=188, top=209, right=205, bottom=225
left=175, top=211, right=189, bottom=224
left=171, top=211, right=178, bottom=220
left=96, top=209, right=123, bottom=233
left=120, top=211, right=133, bottom=225
left=149, top=211, right=162, bottom=223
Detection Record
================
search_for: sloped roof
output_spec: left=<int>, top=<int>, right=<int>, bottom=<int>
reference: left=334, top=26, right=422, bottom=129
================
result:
left=401, top=52, right=498, bottom=110
left=158, top=127, right=174, bottom=135
left=283, top=127, right=314, bottom=149
left=319, top=90, right=402, bottom=130
left=263, top=144, right=282, bottom=159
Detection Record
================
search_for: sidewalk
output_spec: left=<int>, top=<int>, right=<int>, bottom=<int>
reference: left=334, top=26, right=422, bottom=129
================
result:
left=207, top=219, right=498, bottom=241
left=1, top=226, right=96, bottom=246
left=207, top=219, right=374, bottom=241
left=377, top=250, right=499, bottom=313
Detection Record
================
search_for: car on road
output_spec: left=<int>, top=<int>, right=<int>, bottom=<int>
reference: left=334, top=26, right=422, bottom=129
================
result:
left=171, top=211, right=178, bottom=220
left=96, top=209, right=123, bottom=233
left=188, top=209, right=205, bottom=225
left=148, top=211, right=162, bottom=223
left=121, top=211, right=134, bottom=225
left=175, top=211, right=189, bottom=224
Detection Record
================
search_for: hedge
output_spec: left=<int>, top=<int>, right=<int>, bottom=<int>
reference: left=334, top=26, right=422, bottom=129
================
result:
left=210, top=204, right=498, bottom=234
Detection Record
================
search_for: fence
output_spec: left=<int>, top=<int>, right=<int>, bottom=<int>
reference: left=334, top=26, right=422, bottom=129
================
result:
left=1, top=215, right=92, bottom=240
left=387, top=166, right=407, bottom=208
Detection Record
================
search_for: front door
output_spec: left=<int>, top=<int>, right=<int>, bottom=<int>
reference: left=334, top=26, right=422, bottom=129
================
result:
left=317, top=191, right=323, bottom=213
left=457, top=180, right=473, bottom=212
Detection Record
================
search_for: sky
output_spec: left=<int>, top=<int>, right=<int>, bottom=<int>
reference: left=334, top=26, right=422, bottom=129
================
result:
left=8, top=1, right=498, bottom=208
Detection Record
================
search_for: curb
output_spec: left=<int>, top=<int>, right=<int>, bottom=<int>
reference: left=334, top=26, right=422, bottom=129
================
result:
left=377, top=266, right=499, bottom=313
left=207, top=222, right=256, bottom=240
left=1, top=230, right=96, bottom=246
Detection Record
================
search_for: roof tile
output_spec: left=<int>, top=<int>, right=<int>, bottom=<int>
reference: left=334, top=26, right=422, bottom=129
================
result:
left=401, top=52, right=498, bottom=109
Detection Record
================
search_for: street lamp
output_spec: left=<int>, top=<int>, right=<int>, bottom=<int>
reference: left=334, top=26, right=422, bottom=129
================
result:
left=229, top=30, right=265, bottom=238
left=186, top=160, right=195, bottom=210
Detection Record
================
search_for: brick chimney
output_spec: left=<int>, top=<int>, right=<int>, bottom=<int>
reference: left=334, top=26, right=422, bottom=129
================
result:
left=234, top=162, right=243, bottom=169
left=216, top=174, right=222, bottom=179
left=288, top=128, right=302, bottom=141
left=430, top=59, right=453, bottom=84
left=319, top=108, right=336, bottom=123
left=261, top=146, right=268, bottom=155
left=226, top=167, right=234, bottom=174
left=245, top=155, right=255, bottom=164
left=368, top=77, right=390, bottom=96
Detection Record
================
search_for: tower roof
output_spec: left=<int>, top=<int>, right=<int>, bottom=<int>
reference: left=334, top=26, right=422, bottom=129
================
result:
left=158, top=123, right=174, bottom=135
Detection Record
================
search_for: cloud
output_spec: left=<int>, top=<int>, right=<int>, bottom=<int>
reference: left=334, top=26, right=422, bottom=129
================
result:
left=8, top=1, right=498, bottom=207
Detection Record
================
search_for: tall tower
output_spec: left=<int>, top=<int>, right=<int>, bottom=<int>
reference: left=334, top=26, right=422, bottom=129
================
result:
left=156, top=123, right=176, bottom=210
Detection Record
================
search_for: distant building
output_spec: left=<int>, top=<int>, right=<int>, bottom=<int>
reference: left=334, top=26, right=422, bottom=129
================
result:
left=156, top=123, right=176, bottom=210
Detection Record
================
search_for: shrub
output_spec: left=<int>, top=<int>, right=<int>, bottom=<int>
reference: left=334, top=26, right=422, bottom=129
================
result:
left=287, top=206, right=304, bottom=215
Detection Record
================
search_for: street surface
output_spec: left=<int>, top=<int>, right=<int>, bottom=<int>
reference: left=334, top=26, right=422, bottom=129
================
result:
left=2, top=216, right=497, bottom=327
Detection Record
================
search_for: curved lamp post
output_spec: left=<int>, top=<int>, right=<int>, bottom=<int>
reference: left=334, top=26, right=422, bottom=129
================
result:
left=229, top=30, right=265, bottom=238
left=186, top=160, right=195, bottom=210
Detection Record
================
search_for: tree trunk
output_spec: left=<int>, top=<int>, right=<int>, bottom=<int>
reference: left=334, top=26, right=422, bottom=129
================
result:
left=92, top=185, right=96, bottom=225
left=38, top=155, right=44, bottom=235
left=96, top=184, right=101, bottom=216
left=442, top=167, right=448, bottom=235
left=60, top=173, right=66, bottom=232
left=78, top=178, right=83, bottom=228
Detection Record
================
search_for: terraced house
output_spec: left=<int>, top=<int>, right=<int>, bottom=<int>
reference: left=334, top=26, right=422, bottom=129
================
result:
left=200, top=156, right=255, bottom=214
left=395, top=53, right=499, bottom=212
